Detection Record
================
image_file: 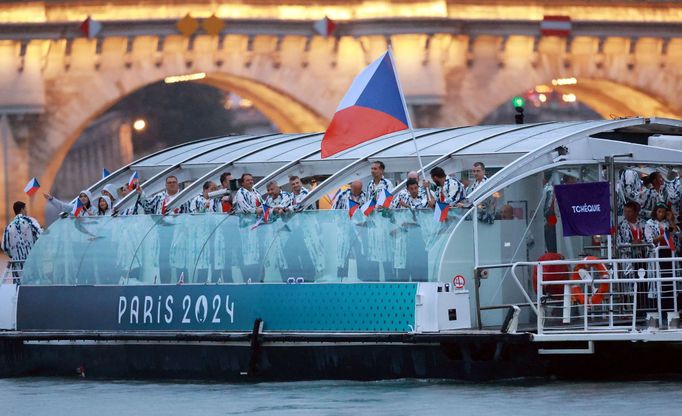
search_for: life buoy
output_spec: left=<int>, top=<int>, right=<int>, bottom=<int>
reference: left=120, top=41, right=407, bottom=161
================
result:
left=532, top=253, right=569, bottom=296
left=570, top=256, right=610, bottom=305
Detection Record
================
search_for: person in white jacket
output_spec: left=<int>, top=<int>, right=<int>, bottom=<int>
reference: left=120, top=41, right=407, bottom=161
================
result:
left=43, top=190, right=94, bottom=216
left=96, top=195, right=113, bottom=216
left=2, top=201, right=42, bottom=282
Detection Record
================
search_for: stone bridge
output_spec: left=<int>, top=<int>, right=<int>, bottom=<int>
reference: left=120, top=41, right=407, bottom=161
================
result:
left=1, top=0, right=682, bottom=223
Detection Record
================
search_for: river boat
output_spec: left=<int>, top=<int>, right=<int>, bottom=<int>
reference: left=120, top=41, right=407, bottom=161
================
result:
left=1, top=117, right=682, bottom=380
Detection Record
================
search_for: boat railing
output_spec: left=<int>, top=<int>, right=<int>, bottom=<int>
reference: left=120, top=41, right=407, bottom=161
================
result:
left=1, top=260, right=24, bottom=285
left=511, top=247, right=681, bottom=339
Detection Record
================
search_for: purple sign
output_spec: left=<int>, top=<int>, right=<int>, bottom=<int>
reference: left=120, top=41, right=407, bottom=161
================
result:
left=554, top=182, right=611, bottom=237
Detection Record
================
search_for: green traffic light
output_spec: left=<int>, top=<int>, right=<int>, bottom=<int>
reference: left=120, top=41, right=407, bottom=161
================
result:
left=512, top=96, right=525, bottom=108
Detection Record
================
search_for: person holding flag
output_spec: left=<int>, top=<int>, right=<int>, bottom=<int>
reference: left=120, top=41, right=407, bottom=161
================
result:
left=332, top=180, right=370, bottom=279
left=363, top=161, right=395, bottom=280
left=2, top=201, right=42, bottom=282
left=320, top=48, right=429, bottom=281
left=136, top=175, right=187, bottom=283
left=233, top=173, right=264, bottom=282
left=391, top=178, right=429, bottom=282
left=43, top=190, right=94, bottom=217
left=392, top=177, right=428, bottom=210
left=427, top=167, right=465, bottom=209
left=644, top=202, right=680, bottom=309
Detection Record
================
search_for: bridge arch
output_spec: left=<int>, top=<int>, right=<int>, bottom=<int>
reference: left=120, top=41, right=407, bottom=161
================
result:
left=36, top=69, right=328, bottom=220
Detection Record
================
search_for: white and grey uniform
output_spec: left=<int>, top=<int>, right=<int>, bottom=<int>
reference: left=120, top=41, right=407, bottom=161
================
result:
left=186, top=194, right=217, bottom=277
left=465, top=176, right=495, bottom=223
left=288, top=187, right=325, bottom=276
left=233, top=187, right=263, bottom=269
left=263, top=191, right=293, bottom=212
left=2, top=214, right=42, bottom=271
left=48, top=190, right=95, bottom=217
left=288, top=188, right=311, bottom=212
left=261, top=191, right=293, bottom=274
left=666, top=177, right=681, bottom=212
left=391, top=190, right=430, bottom=275
left=617, top=218, right=645, bottom=279
left=96, top=195, right=113, bottom=216
left=333, top=189, right=367, bottom=210
left=434, top=177, right=465, bottom=207
left=141, top=191, right=188, bottom=215
left=333, top=189, right=367, bottom=271
left=640, top=186, right=668, bottom=220
left=617, top=218, right=645, bottom=259
left=644, top=218, right=676, bottom=298
left=464, top=176, right=488, bottom=200
left=617, top=169, right=643, bottom=207
left=391, top=188, right=428, bottom=209
left=365, top=177, right=394, bottom=269
left=232, top=187, right=262, bottom=215
left=366, top=177, right=394, bottom=201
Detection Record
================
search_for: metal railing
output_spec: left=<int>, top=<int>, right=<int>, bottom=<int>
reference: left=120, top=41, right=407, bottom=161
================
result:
left=511, top=249, right=681, bottom=335
left=1, top=260, right=23, bottom=284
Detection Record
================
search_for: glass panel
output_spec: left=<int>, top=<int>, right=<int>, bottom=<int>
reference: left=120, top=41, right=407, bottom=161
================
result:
left=22, top=208, right=465, bottom=286
left=23, top=216, right=116, bottom=284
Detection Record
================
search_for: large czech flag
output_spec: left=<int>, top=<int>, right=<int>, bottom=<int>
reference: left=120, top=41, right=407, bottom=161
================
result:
left=321, top=50, right=409, bottom=158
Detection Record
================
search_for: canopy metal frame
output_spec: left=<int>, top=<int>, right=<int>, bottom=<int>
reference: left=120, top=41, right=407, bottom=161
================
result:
left=113, top=133, right=279, bottom=213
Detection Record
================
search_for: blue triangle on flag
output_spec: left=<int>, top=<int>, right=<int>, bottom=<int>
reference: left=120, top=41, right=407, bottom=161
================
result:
left=102, top=168, right=110, bottom=179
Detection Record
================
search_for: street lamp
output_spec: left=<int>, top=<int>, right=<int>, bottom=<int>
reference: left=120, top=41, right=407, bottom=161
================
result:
left=133, top=119, right=146, bottom=131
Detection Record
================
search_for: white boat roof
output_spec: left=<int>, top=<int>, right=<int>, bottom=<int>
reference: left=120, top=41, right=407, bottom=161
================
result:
left=93, top=117, right=682, bottom=211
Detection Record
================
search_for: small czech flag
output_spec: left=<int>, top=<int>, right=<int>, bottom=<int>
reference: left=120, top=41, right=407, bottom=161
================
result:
left=434, top=200, right=449, bottom=222
left=251, top=204, right=271, bottom=230
left=23, top=177, right=40, bottom=197
left=348, top=199, right=360, bottom=219
left=72, top=198, right=86, bottom=217
left=361, top=198, right=376, bottom=216
left=102, top=168, right=110, bottom=179
left=127, top=171, right=139, bottom=190
left=313, top=16, right=336, bottom=37
left=664, top=228, right=676, bottom=252
left=376, top=188, right=394, bottom=209
left=80, top=16, right=102, bottom=38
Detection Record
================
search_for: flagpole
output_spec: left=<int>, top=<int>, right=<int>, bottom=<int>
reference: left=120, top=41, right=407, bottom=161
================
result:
left=387, top=46, right=426, bottom=178
left=387, top=46, right=432, bottom=199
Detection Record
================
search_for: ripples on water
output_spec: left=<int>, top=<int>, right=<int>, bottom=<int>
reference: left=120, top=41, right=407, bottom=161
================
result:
left=2, top=378, right=682, bottom=416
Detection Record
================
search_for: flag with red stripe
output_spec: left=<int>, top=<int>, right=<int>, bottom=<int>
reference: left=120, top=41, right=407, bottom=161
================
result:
left=540, top=15, right=572, bottom=37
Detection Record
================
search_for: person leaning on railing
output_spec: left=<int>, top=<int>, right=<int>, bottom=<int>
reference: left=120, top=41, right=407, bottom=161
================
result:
left=617, top=201, right=646, bottom=263
left=644, top=203, right=679, bottom=255
left=644, top=202, right=680, bottom=310
left=1, top=201, right=43, bottom=284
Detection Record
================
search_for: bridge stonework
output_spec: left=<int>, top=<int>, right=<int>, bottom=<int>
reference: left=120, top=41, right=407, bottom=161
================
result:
left=1, top=1, right=682, bottom=223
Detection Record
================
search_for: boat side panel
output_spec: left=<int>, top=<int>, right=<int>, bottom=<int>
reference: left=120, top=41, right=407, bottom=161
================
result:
left=16, top=284, right=418, bottom=333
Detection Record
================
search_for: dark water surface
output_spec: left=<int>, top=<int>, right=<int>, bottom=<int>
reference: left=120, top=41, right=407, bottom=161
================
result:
left=2, top=378, right=681, bottom=415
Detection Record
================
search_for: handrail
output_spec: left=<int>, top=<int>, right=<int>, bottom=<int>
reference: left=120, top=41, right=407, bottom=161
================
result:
left=513, top=253, right=681, bottom=335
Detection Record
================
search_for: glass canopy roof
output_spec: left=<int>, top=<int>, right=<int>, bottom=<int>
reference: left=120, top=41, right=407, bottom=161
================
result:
left=78, top=117, right=682, bottom=213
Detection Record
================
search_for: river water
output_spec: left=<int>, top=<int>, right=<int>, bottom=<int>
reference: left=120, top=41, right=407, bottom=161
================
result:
left=2, top=378, right=681, bottom=415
